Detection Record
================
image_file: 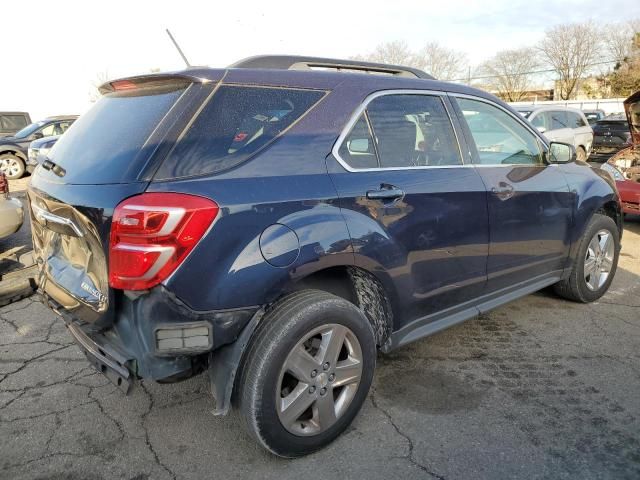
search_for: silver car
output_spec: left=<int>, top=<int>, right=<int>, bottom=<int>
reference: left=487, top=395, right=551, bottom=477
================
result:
left=515, top=106, right=593, bottom=161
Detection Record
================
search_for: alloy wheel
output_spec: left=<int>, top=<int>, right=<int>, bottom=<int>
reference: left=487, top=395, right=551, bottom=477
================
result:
left=276, top=323, right=363, bottom=436
left=584, top=229, right=615, bottom=291
left=0, top=158, right=21, bottom=178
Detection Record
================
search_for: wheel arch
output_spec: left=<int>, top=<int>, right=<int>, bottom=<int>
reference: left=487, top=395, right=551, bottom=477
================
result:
left=0, top=147, right=27, bottom=162
left=208, top=264, right=396, bottom=417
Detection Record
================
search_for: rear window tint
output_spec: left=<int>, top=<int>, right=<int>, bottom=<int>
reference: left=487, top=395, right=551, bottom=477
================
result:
left=597, top=121, right=629, bottom=131
left=1, top=115, right=28, bottom=130
left=157, top=86, right=325, bottom=178
left=46, top=86, right=185, bottom=184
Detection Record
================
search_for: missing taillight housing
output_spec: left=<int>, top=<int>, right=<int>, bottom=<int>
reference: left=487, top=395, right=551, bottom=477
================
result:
left=109, top=193, right=219, bottom=290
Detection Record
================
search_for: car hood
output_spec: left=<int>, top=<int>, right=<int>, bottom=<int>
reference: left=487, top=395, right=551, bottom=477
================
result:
left=624, top=90, right=640, bottom=147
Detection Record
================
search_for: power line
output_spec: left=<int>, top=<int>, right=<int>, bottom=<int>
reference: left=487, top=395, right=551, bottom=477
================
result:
left=450, top=59, right=620, bottom=83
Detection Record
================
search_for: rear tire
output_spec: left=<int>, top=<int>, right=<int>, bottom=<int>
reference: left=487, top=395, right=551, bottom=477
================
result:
left=0, top=154, right=25, bottom=179
left=554, top=213, right=620, bottom=302
left=237, top=290, right=376, bottom=457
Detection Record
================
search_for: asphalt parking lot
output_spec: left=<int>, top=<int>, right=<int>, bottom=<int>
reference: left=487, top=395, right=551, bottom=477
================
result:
left=1, top=175, right=639, bottom=479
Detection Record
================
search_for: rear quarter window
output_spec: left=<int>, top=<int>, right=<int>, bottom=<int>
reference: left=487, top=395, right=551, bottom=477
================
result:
left=155, top=86, right=325, bottom=179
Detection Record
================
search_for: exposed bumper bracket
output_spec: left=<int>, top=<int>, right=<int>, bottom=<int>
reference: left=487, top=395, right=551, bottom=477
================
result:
left=66, top=322, right=133, bottom=394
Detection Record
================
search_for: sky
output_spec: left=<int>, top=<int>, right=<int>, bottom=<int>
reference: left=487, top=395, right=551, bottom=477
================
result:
left=1, top=0, right=638, bottom=120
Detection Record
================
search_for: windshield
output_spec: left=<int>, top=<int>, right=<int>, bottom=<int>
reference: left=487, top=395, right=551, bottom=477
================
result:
left=14, top=121, right=45, bottom=138
left=516, top=110, right=532, bottom=118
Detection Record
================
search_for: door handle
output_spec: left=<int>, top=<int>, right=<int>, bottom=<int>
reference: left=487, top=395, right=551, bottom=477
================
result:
left=366, top=186, right=405, bottom=201
left=491, top=182, right=514, bottom=200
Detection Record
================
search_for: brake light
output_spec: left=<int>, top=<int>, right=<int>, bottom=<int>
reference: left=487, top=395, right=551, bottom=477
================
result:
left=111, top=80, right=138, bottom=91
left=109, top=193, right=219, bottom=290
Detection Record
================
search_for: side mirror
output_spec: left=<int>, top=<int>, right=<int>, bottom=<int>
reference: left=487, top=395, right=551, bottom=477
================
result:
left=32, top=132, right=43, bottom=140
left=536, top=126, right=547, bottom=134
left=548, top=142, right=576, bottom=164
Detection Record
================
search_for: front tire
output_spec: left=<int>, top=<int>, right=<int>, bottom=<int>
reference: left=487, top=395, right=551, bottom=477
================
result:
left=237, top=290, right=376, bottom=457
left=554, top=213, right=620, bottom=302
left=0, top=154, right=25, bottom=179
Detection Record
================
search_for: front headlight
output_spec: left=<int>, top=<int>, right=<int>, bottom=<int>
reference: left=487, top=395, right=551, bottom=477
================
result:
left=28, top=148, right=38, bottom=161
left=601, top=162, right=625, bottom=182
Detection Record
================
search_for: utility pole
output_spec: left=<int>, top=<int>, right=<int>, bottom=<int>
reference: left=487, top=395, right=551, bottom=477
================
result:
left=467, top=66, right=471, bottom=86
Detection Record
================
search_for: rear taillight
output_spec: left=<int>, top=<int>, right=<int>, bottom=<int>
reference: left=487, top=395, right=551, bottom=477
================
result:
left=109, top=193, right=219, bottom=290
left=0, top=173, right=8, bottom=199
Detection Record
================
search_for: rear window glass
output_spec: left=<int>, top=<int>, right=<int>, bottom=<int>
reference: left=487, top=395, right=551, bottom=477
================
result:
left=46, top=86, right=185, bottom=184
left=597, top=121, right=629, bottom=131
left=156, top=86, right=325, bottom=178
left=1, top=115, right=28, bottom=131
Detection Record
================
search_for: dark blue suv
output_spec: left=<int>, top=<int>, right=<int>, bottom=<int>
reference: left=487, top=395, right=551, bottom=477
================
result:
left=28, top=56, right=622, bottom=457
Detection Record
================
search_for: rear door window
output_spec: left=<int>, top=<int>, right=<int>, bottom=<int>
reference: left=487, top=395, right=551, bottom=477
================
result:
left=366, top=94, right=462, bottom=167
left=46, top=85, right=186, bottom=184
left=157, top=86, right=325, bottom=178
left=337, top=94, right=461, bottom=169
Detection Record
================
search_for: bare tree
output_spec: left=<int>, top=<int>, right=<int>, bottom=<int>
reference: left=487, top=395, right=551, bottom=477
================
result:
left=538, top=22, right=601, bottom=100
left=605, top=19, right=640, bottom=63
left=414, top=42, right=467, bottom=80
left=88, top=70, right=112, bottom=103
left=353, top=40, right=418, bottom=67
left=480, top=48, right=540, bottom=101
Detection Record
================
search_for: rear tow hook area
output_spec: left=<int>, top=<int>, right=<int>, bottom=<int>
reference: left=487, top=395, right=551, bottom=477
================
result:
left=65, top=321, right=134, bottom=394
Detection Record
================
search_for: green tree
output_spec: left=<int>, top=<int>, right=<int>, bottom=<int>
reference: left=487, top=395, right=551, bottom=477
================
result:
left=610, top=33, right=640, bottom=97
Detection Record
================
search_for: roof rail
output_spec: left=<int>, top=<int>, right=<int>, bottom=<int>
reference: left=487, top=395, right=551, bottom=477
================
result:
left=229, top=55, right=434, bottom=80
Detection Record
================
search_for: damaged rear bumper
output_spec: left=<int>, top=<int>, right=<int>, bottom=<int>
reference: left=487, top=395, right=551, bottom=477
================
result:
left=42, top=286, right=259, bottom=394
left=66, top=321, right=133, bottom=393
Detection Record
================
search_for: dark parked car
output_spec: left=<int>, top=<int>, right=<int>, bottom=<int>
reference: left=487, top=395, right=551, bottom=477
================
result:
left=583, top=109, right=606, bottom=125
left=28, top=56, right=623, bottom=457
left=591, top=115, right=632, bottom=162
left=0, top=115, right=77, bottom=179
left=26, top=135, right=60, bottom=174
left=0, top=111, right=31, bottom=137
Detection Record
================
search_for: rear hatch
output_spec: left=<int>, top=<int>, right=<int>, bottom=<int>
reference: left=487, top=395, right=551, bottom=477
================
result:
left=592, top=120, right=631, bottom=153
left=28, top=74, right=215, bottom=329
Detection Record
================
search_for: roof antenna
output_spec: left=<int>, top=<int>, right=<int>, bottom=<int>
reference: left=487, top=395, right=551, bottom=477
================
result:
left=166, top=28, right=191, bottom=68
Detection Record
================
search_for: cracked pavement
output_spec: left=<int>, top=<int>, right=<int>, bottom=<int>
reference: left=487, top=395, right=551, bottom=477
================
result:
left=1, top=218, right=639, bottom=480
